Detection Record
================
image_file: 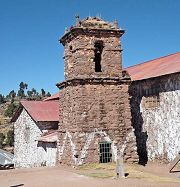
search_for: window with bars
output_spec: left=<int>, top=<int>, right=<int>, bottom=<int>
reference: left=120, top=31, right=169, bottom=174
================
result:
left=99, top=142, right=112, bottom=163
left=142, top=95, right=160, bottom=108
left=141, top=86, right=160, bottom=109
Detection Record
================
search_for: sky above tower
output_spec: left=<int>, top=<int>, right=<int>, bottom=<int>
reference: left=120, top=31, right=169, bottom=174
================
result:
left=0, top=0, right=180, bottom=95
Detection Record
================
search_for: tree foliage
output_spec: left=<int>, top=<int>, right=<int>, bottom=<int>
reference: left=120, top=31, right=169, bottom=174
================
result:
left=0, top=94, right=6, bottom=104
left=6, top=130, right=14, bottom=146
left=4, top=102, right=18, bottom=117
left=46, top=92, right=51, bottom=97
left=27, top=88, right=42, bottom=100
left=0, top=133, right=5, bottom=148
left=1, top=82, right=51, bottom=102
left=19, top=82, right=28, bottom=90
left=17, top=82, right=28, bottom=98
left=41, top=89, right=46, bottom=97
left=8, top=90, right=16, bottom=99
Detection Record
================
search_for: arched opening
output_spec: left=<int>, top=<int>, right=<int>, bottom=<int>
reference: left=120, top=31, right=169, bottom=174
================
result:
left=94, top=41, right=103, bottom=72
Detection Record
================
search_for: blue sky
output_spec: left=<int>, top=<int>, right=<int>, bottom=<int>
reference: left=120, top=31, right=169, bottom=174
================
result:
left=0, top=0, right=180, bottom=95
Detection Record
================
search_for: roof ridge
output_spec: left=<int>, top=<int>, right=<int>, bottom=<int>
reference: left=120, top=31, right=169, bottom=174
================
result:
left=125, top=51, right=180, bottom=69
left=21, top=100, right=58, bottom=104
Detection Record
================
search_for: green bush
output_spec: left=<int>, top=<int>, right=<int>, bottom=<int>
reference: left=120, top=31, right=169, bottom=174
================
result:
left=0, top=133, right=5, bottom=148
left=6, top=130, right=14, bottom=146
left=0, top=94, right=6, bottom=104
left=4, top=102, right=18, bottom=117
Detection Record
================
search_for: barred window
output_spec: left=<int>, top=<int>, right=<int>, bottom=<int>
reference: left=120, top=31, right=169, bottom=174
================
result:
left=141, top=87, right=160, bottom=109
left=99, top=142, right=112, bottom=163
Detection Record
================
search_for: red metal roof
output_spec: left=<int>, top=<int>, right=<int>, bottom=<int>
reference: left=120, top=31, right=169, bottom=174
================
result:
left=125, top=52, right=180, bottom=81
left=43, top=92, right=59, bottom=101
left=20, top=101, right=59, bottom=122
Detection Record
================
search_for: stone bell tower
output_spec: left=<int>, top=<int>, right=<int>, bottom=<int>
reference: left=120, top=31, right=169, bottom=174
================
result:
left=57, top=16, right=138, bottom=165
left=61, top=16, right=124, bottom=80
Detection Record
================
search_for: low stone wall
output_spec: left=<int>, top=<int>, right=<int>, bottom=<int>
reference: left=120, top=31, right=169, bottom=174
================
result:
left=58, top=79, right=138, bottom=165
left=130, top=73, right=180, bottom=163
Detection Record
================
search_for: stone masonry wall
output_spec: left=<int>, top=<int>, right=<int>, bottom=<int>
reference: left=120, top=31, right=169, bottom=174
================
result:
left=14, top=109, right=57, bottom=168
left=63, top=34, right=122, bottom=80
left=130, top=73, right=180, bottom=163
left=58, top=81, right=138, bottom=165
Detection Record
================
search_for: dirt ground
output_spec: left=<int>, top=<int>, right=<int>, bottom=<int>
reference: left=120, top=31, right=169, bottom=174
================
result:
left=0, top=162, right=180, bottom=187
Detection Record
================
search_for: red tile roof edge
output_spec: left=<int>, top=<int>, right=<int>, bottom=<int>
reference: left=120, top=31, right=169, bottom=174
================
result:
left=43, top=92, right=59, bottom=101
left=125, top=51, right=180, bottom=70
left=11, top=100, right=59, bottom=122
left=125, top=51, right=180, bottom=81
left=11, top=105, right=23, bottom=122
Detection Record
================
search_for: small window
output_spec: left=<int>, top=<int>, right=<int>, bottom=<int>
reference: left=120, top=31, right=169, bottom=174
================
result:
left=99, top=142, right=112, bottom=163
left=142, top=87, right=160, bottom=109
left=94, top=41, right=103, bottom=72
left=69, top=45, right=73, bottom=51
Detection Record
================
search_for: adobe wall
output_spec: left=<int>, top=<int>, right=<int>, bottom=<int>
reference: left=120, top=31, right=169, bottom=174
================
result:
left=58, top=79, right=138, bottom=165
left=63, top=34, right=122, bottom=80
left=130, top=73, right=180, bottom=163
left=14, top=109, right=57, bottom=168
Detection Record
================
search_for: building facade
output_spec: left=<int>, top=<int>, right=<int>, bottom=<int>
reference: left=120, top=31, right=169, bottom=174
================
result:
left=56, top=17, right=138, bottom=165
left=12, top=16, right=180, bottom=168
left=13, top=101, right=59, bottom=168
left=126, top=53, right=180, bottom=164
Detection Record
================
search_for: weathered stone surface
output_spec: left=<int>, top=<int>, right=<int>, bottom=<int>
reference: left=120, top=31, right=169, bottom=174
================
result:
left=57, top=80, right=138, bottom=165
left=130, top=73, right=180, bottom=163
left=57, top=17, right=138, bottom=166
left=14, top=109, right=58, bottom=168
left=61, top=26, right=123, bottom=80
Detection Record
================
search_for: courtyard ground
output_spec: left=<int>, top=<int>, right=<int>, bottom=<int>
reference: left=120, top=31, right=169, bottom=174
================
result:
left=0, top=162, right=180, bottom=187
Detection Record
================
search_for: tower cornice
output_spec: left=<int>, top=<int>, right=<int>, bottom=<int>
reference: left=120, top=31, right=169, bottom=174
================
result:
left=60, top=27, right=125, bottom=46
left=56, top=77, right=131, bottom=90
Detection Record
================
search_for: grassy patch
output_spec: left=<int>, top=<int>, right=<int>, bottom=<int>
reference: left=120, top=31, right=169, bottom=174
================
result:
left=124, top=165, right=180, bottom=183
left=77, top=163, right=180, bottom=183
left=84, top=172, right=114, bottom=178
left=78, top=162, right=116, bottom=170
left=176, top=163, right=180, bottom=168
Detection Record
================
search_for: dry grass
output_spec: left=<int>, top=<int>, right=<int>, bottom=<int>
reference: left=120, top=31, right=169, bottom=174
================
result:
left=78, top=163, right=115, bottom=178
left=85, top=172, right=114, bottom=178
left=176, top=163, right=180, bottom=168
left=77, top=163, right=180, bottom=183
left=125, top=164, right=180, bottom=183
left=78, top=162, right=116, bottom=170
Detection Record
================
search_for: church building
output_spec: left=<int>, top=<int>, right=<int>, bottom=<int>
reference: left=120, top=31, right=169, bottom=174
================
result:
left=12, top=16, right=180, bottom=168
